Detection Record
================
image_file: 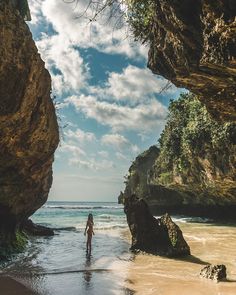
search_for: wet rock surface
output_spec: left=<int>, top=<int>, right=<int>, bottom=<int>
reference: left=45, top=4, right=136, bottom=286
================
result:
left=124, top=195, right=190, bottom=257
left=0, top=1, right=59, bottom=250
left=22, top=219, right=54, bottom=236
left=200, top=264, right=227, bottom=282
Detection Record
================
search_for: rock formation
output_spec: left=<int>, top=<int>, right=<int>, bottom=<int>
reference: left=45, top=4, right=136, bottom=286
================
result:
left=200, top=264, right=227, bottom=282
left=22, top=219, right=54, bottom=236
left=147, top=0, right=236, bottom=121
left=124, top=195, right=190, bottom=256
left=0, top=1, right=59, bottom=255
left=121, top=94, right=236, bottom=219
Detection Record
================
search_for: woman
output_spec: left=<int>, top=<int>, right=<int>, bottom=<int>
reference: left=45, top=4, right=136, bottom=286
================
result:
left=84, top=213, right=95, bottom=254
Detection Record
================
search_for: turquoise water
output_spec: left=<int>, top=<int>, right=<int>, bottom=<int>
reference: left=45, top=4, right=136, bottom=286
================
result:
left=32, top=201, right=127, bottom=230
left=1, top=201, right=132, bottom=295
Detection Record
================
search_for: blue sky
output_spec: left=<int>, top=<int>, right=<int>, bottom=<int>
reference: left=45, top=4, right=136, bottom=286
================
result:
left=27, top=0, right=182, bottom=201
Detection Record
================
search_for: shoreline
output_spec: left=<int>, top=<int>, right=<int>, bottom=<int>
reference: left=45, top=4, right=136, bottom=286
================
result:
left=1, top=214, right=236, bottom=294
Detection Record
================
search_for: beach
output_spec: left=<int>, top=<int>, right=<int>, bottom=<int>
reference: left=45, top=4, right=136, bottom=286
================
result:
left=124, top=220, right=236, bottom=295
left=0, top=202, right=236, bottom=294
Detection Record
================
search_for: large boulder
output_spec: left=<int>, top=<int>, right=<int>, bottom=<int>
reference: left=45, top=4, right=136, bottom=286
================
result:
left=0, top=1, right=59, bottom=253
left=124, top=195, right=190, bottom=257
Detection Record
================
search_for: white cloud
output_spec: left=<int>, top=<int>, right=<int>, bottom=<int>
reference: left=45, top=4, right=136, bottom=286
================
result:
left=115, top=152, right=129, bottom=161
left=65, top=128, right=96, bottom=143
left=59, top=143, right=86, bottom=157
left=69, top=158, right=115, bottom=171
left=66, top=94, right=167, bottom=133
left=98, top=151, right=109, bottom=158
left=36, top=34, right=89, bottom=95
left=28, top=0, right=147, bottom=96
left=101, top=133, right=129, bottom=149
left=39, top=0, right=147, bottom=59
left=28, top=0, right=43, bottom=25
left=91, top=65, right=175, bottom=103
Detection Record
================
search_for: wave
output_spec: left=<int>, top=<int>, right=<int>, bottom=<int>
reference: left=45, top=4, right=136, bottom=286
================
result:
left=173, top=216, right=212, bottom=223
left=43, top=205, right=123, bottom=210
left=52, top=226, right=77, bottom=231
left=75, top=223, right=127, bottom=230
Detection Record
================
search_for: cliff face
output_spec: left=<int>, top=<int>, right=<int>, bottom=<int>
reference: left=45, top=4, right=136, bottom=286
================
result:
left=147, top=0, right=236, bottom=121
left=0, top=2, right=59, bottom=251
left=122, top=94, right=236, bottom=219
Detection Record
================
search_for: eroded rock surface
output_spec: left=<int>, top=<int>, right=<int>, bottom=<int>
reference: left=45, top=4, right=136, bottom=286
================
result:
left=148, top=0, right=236, bottom=121
left=124, top=195, right=190, bottom=256
left=200, top=264, right=227, bottom=282
left=0, top=1, right=59, bottom=250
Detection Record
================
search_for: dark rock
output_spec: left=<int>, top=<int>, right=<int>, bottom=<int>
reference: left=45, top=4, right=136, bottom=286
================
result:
left=124, top=195, right=190, bottom=257
left=22, top=219, right=54, bottom=236
left=200, top=264, right=227, bottom=282
left=0, top=1, right=59, bottom=252
left=147, top=0, right=236, bottom=121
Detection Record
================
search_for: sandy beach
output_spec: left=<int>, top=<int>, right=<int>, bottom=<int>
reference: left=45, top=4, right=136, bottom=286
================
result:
left=124, top=221, right=236, bottom=295
left=1, top=203, right=236, bottom=295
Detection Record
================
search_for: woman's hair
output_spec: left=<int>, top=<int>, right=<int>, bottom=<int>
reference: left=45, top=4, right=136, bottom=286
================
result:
left=88, top=213, right=93, bottom=222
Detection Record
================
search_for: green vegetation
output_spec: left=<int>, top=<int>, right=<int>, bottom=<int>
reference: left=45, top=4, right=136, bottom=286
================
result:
left=126, top=0, right=155, bottom=42
left=0, top=230, right=27, bottom=260
left=155, top=92, right=236, bottom=185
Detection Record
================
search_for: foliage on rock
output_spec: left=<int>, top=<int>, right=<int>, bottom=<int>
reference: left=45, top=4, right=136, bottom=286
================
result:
left=151, top=93, right=236, bottom=187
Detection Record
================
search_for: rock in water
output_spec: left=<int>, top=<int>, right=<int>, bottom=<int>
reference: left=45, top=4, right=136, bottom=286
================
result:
left=0, top=1, right=59, bottom=253
left=124, top=195, right=190, bottom=256
left=200, top=265, right=227, bottom=282
left=22, top=219, right=54, bottom=236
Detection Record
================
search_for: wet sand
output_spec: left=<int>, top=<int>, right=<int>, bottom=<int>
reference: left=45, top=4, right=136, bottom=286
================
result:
left=0, top=276, right=36, bottom=295
left=125, top=221, right=236, bottom=295
left=1, top=221, right=236, bottom=294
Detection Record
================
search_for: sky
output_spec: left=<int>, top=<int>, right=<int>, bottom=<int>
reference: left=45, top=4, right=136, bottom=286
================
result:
left=27, top=0, right=182, bottom=202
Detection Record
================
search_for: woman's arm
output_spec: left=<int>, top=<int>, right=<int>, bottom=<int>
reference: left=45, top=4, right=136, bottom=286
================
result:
left=84, top=222, right=88, bottom=236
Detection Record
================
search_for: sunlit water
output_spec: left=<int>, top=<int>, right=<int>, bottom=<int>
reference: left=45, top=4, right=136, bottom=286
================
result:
left=0, top=201, right=236, bottom=295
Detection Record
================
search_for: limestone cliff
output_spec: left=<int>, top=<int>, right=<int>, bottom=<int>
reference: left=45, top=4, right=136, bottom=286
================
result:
left=0, top=1, right=59, bottom=254
left=122, top=94, right=236, bottom=219
left=137, top=0, right=236, bottom=121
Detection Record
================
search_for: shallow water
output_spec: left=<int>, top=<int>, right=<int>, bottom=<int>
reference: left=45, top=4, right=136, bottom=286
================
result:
left=1, top=202, right=236, bottom=294
left=0, top=202, right=132, bottom=294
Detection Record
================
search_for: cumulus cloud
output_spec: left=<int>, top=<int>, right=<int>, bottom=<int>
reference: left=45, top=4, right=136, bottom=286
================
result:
left=39, top=0, right=147, bottom=58
left=65, top=128, right=96, bottom=143
left=59, top=143, right=86, bottom=157
left=91, top=65, right=175, bottom=104
left=101, top=133, right=129, bottom=149
left=66, top=94, right=167, bottom=133
left=28, top=0, right=148, bottom=96
left=69, top=158, right=115, bottom=170
left=101, top=133, right=140, bottom=156
left=36, top=34, right=89, bottom=95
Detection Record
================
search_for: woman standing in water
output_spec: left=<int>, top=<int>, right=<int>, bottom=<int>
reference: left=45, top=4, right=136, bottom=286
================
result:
left=84, top=213, right=95, bottom=255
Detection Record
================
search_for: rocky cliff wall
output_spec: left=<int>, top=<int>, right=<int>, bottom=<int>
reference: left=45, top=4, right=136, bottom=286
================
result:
left=147, top=0, right=236, bottom=121
left=122, top=95, right=236, bottom=219
left=0, top=1, right=59, bottom=252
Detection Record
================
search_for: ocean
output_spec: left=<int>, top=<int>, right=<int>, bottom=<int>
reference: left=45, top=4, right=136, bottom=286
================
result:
left=1, top=201, right=133, bottom=295
left=1, top=201, right=236, bottom=295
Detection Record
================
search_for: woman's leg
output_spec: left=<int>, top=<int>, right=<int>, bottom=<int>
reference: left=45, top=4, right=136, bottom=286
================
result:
left=88, top=234, right=92, bottom=254
left=86, top=237, right=89, bottom=252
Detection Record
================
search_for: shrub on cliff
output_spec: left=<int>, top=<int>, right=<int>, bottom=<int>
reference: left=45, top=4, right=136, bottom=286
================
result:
left=154, top=93, right=236, bottom=185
